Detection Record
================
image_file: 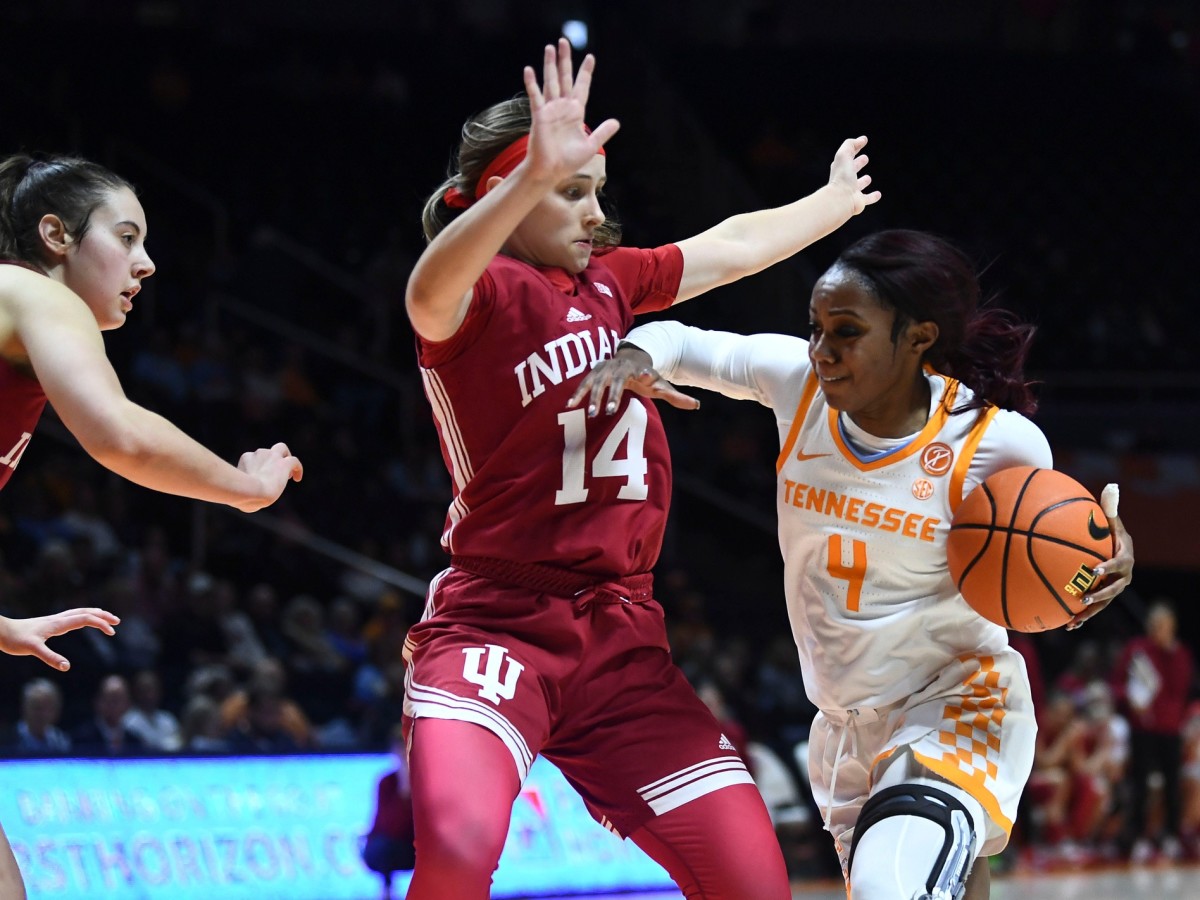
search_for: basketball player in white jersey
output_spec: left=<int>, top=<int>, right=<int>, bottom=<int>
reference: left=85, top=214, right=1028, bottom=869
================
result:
left=571, top=229, right=1135, bottom=899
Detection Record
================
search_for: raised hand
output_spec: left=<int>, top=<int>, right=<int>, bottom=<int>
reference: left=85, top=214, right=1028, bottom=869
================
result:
left=0, top=609, right=120, bottom=671
left=568, top=345, right=700, bottom=417
left=234, top=442, right=304, bottom=512
left=828, top=136, right=881, bottom=215
left=520, top=37, right=620, bottom=185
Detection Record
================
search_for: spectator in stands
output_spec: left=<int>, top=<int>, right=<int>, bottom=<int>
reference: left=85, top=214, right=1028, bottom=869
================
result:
left=1079, top=680, right=1131, bottom=854
left=1, top=678, right=70, bottom=755
left=326, top=596, right=367, bottom=668
left=226, top=683, right=300, bottom=754
left=1111, top=599, right=1195, bottom=863
left=1026, top=691, right=1088, bottom=855
left=99, top=574, right=161, bottom=671
left=1054, top=640, right=1107, bottom=709
left=158, top=571, right=230, bottom=691
left=179, top=695, right=229, bottom=753
left=1181, top=700, right=1200, bottom=857
left=280, top=593, right=350, bottom=725
left=213, top=578, right=268, bottom=676
left=244, top=582, right=291, bottom=661
left=122, top=669, right=182, bottom=752
left=361, top=724, right=416, bottom=900
left=358, top=659, right=406, bottom=751
left=220, top=656, right=312, bottom=749
left=70, top=674, right=146, bottom=755
left=281, top=593, right=346, bottom=674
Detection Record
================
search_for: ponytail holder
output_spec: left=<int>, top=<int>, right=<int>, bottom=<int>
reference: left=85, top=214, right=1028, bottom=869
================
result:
left=443, top=186, right=471, bottom=209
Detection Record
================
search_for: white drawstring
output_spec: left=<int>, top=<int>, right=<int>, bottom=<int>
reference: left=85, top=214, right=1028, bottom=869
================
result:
left=822, top=716, right=860, bottom=832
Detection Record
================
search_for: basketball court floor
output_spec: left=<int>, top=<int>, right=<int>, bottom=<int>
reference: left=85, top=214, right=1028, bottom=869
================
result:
left=538, top=863, right=1200, bottom=900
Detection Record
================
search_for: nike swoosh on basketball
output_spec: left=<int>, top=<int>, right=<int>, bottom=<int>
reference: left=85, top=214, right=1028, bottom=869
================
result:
left=795, top=450, right=830, bottom=462
left=1087, top=511, right=1111, bottom=541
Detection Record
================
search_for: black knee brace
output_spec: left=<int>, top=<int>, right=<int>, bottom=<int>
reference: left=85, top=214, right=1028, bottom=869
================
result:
left=847, top=783, right=977, bottom=900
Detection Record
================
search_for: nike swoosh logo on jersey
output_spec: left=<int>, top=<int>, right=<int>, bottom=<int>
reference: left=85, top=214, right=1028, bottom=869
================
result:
left=1088, top=511, right=1111, bottom=541
left=795, top=451, right=831, bottom=462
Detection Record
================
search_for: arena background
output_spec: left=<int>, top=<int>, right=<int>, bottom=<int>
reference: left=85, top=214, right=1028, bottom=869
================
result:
left=0, top=1, right=1197, bottom=897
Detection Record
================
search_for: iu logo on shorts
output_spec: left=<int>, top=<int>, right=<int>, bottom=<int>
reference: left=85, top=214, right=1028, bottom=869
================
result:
left=461, top=644, right=525, bottom=704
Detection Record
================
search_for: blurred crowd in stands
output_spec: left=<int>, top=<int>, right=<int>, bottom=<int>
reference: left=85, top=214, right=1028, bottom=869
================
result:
left=1, top=0, right=1199, bottom=879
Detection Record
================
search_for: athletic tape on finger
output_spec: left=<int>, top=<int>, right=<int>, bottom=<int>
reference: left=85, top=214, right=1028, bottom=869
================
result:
left=1100, top=483, right=1119, bottom=518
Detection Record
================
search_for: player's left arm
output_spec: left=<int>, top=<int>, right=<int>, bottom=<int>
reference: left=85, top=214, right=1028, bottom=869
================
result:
left=672, top=137, right=879, bottom=303
left=1068, top=483, right=1133, bottom=630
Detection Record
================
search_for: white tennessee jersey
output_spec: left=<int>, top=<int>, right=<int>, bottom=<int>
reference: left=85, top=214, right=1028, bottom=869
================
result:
left=626, top=321, right=1053, bottom=711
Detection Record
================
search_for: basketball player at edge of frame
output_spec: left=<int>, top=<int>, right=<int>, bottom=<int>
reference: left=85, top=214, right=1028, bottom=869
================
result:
left=570, top=228, right=1135, bottom=900
left=0, top=154, right=303, bottom=900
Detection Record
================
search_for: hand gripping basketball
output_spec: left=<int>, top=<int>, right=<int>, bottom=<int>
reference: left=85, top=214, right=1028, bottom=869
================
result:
left=947, top=467, right=1116, bottom=632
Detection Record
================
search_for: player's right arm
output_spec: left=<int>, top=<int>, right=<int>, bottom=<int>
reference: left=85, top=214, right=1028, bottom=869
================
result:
left=405, top=162, right=558, bottom=342
left=569, top=321, right=807, bottom=415
left=1, top=267, right=301, bottom=512
left=0, top=609, right=120, bottom=670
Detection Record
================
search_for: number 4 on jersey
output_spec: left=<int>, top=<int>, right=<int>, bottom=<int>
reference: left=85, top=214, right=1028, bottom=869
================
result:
left=555, top=405, right=649, bottom=505
left=828, top=534, right=867, bottom=612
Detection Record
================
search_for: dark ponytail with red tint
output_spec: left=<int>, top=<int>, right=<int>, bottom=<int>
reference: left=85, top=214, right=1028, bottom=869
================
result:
left=835, top=229, right=1038, bottom=415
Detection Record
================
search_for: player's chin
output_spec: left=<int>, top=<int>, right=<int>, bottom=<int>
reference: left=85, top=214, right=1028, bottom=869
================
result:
left=98, top=309, right=129, bottom=331
left=819, top=382, right=851, bottom=408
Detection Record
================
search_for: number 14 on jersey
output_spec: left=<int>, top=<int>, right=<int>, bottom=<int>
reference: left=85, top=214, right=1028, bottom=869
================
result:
left=555, top=405, right=649, bottom=505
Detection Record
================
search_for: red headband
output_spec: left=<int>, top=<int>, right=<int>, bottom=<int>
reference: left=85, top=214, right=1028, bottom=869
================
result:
left=443, top=130, right=605, bottom=210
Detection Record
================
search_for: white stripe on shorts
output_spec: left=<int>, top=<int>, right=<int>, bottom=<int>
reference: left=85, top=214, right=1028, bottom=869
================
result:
left=406, top=679, right=535, bottom=780
left=638, top=756, right=754, bottom=816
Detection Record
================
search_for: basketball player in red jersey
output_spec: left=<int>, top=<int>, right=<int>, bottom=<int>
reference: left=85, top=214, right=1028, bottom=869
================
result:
left=403, top=39, right=878, bottom=898
left=0, top=154, right=302, bottom=898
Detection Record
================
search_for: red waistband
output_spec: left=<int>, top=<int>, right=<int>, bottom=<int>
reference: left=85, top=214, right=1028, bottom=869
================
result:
left=450, top=555, right=653, bottom=603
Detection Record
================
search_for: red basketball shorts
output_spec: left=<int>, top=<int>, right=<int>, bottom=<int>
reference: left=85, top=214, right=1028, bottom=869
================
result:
left=402, top=566, right=753, bottom=838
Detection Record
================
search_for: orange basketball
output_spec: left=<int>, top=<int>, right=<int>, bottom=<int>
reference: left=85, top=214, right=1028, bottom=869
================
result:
left=947, top=466, right=1114, bottom=632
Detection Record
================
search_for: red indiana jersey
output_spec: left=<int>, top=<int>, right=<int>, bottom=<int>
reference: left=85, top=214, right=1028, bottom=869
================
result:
left=0, top=355, right=46, bottom=492
left=416, top=247, right=682, bottom=579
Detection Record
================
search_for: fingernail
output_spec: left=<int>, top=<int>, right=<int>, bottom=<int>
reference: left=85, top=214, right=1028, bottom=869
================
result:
left=606, top=402, right=616, bottom=414
left=59, top=661, right=70, bottom=671
left=587, top=405, right=596, bottom=416
left=1093, top=567, right=1105, bottom=578
left=1083, top=597, right=1095, bottom=606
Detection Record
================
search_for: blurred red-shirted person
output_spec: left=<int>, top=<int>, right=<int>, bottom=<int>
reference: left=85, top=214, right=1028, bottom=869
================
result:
left=1111, top=600, right=1195, bottom=862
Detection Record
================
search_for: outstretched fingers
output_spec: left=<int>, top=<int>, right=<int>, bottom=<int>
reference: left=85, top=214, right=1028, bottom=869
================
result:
left=524, top=66, right=544, bottom=109
left=542, top=43, right=561, bottom=101
left=44, top=610, right=119, bottom=639
left=557, top=37, right=575, bottom=93
left=573, top=49, right=596, bottom=105
left=10, top=608, right=121, bottom=670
